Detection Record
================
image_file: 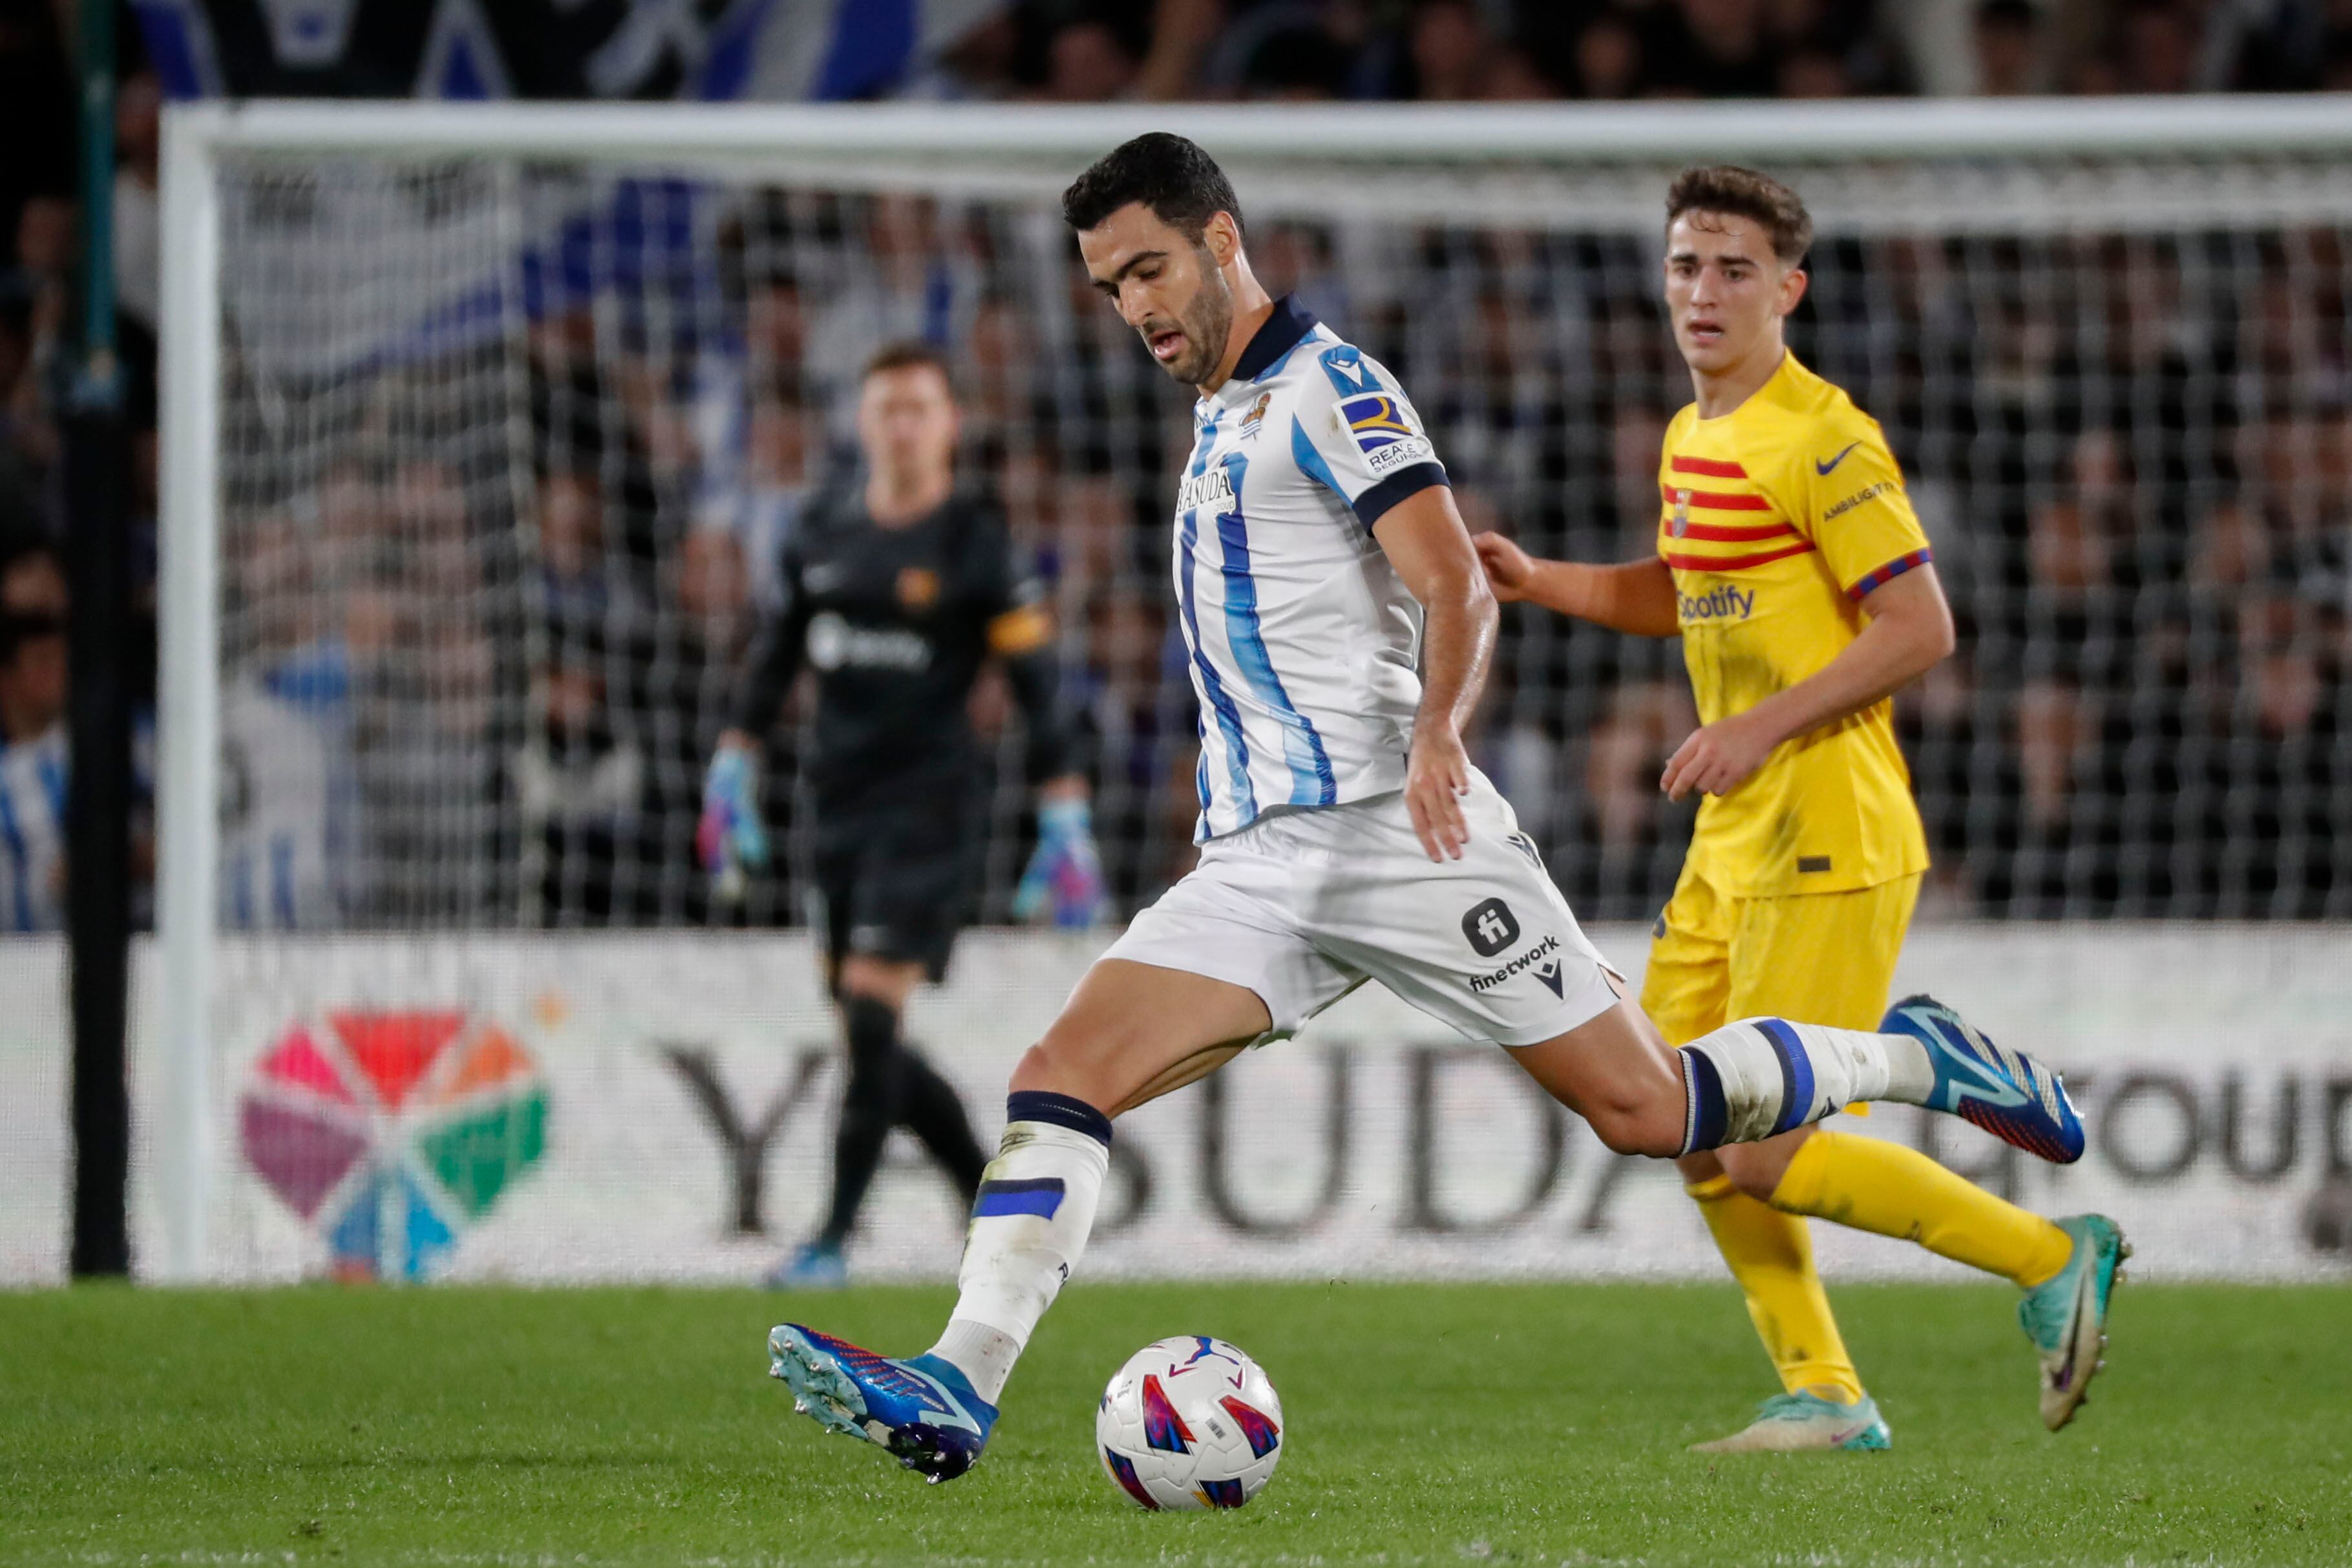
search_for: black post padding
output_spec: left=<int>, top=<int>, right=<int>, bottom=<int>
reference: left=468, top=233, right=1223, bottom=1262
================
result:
left=65, top=399, right=133, bottom=1278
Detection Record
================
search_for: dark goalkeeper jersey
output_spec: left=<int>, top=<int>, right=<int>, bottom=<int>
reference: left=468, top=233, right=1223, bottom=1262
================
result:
left=732, top=485, right=1074, bottom=814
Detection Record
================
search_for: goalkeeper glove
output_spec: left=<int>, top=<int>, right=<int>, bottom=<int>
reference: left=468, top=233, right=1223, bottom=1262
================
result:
left=1012, top=796, right=1107, bottom=929
left=697, top=745, right=770, bottom=897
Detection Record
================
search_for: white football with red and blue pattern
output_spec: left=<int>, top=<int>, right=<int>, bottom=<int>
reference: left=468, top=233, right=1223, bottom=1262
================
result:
left=1096, top=1335, right=1284, bottom=1510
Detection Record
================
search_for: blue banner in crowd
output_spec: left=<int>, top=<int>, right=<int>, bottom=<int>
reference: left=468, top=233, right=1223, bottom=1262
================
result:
left=131, top=0, right=990, bottom=103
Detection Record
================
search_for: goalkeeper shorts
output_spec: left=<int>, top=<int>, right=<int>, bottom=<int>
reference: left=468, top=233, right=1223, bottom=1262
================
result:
left=808, top=795, right=979, bottom=984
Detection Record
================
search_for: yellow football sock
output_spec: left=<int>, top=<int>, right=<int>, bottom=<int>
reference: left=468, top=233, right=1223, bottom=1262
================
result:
left=1771, top=1130, right=2074, bottom=1289
left=1687, top=1174, right=1863, bottom=1403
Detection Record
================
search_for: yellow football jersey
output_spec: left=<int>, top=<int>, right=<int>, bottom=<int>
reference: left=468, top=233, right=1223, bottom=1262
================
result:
left=1657, top=352, right=1932, bottom=897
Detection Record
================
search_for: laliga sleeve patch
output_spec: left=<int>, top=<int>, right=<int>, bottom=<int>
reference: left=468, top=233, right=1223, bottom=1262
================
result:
left=1337, top=393, right=1436, bottom=475
left=1339, top=393, right=1416, bottom=450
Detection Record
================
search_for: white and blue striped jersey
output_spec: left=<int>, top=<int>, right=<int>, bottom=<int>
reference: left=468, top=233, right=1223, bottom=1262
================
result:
left=219, top=677, right=348, bottom=931
left=1172, top=297, right=1450, bottom=841
left=0, top=721, right=67, bottom=932
left=0, top=717, right=164, bottom=934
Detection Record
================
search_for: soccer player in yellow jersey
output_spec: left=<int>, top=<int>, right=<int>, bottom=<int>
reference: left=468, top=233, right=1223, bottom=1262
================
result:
left=1476, top=167, right=2126, bottom=1450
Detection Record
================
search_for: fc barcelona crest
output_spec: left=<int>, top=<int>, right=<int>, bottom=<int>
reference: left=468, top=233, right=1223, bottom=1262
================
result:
left=897, top=566, right=940, bottom=611
left=1671, top=487, right=1692, bottom=538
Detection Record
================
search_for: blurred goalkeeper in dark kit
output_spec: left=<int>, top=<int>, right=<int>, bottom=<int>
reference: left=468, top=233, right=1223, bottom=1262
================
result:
left=701, top=341, right=1103, bottom=1288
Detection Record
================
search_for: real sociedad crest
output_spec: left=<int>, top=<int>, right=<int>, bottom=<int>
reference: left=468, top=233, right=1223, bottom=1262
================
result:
left=1241, top=391, right=1272, bottom=441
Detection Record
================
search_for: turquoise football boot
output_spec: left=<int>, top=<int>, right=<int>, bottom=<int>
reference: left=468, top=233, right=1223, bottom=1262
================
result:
left=1690, top=1391, right=1892, bottom=1454
left=767, top=1324, right=998, bottom=1482
left=2019, top=1213, right=2129, bottom=1430
left=1880, top=994, right=2085, bottom=1163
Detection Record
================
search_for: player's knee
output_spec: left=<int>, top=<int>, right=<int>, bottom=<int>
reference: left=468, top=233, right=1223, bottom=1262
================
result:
left=1585, top=1093, right=1684, bottom=1159
left=1010, top=1030, right=1100, bottom=1101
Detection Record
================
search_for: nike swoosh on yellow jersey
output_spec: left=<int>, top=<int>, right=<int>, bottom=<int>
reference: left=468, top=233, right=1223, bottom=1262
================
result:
left=1814, top=441, right=1863, bottom=476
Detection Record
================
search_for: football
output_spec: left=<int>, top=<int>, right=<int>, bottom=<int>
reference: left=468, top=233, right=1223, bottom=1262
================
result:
left=1095, top=1335, right=1285, bottom=1510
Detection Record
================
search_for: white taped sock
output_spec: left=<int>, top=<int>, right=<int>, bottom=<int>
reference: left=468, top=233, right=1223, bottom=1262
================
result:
left=925, top=1097, right=1110, bottom=1403
left=931, top=1320, right=1019, bottom=1404
left=1681, top=1017, right=1935, bottom=1148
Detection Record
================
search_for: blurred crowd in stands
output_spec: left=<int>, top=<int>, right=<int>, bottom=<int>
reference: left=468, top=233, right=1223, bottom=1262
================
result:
left=1, top=1, right=2348, bottom=933
left=885, top=0, right=2352, bottom=103
left=208, top=172, right=2352, bottom=933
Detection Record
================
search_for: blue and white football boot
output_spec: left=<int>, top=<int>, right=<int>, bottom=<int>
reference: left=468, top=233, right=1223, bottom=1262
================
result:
left=767, top=1324, right=997, bottom=1483
left=1690, top=1391, right=1892, bottom=1454
left=2018, top=1213, right=2130, bottom=1431
left=1879, top=995, right=2085, bottom=1163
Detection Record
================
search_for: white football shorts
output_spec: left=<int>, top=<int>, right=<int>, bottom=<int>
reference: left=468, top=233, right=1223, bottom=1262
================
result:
left=1103, top=770, right=1622, bottom=1048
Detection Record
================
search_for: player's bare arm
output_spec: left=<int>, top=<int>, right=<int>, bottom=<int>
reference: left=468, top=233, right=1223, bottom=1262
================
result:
left=1473, top=535, right=1679, bottom=637
left=1374, top=487, right=1496, bottom=863
left=1658, top=562, right=1954, bottom=802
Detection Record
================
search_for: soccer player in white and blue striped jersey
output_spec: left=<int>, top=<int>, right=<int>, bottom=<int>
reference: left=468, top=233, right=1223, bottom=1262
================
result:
left=0, top=540, right=71, bottom=933
left=0, top=538, right=171, bottom=935
left=0, top=714, right=66, bottom=933
left=764, top=134, right=2088, bottom=1485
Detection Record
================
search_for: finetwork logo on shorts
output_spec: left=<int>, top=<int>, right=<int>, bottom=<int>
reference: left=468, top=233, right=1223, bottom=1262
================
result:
left=1461, top=898, right=1521, bottom=957
left=1468, top=933, right=1564, bottom=995
left=239, top=1009, right=549, bottom=1280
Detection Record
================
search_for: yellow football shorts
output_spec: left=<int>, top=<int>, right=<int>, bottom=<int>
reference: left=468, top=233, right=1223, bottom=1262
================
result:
left=1640, top=864, right=1923, bottom=1061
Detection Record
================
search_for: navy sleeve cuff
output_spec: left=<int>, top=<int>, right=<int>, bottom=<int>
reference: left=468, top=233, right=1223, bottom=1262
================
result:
left=1352, top=461, right=1450, bottom=530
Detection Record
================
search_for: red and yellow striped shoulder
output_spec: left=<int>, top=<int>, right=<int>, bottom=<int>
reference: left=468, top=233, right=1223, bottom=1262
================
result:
left=1656, top=452, right=1814, bottom=575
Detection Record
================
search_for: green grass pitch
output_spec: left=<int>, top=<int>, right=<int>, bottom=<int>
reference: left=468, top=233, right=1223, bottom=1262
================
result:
left=3, top=1281, right=2348, bottom=1566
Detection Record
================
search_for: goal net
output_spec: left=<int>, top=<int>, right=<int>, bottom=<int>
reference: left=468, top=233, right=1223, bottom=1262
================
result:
left=113, top=100, right=2352, bottom=1285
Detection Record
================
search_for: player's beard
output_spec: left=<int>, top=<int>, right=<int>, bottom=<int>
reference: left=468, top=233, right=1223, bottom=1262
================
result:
left=1153, top=251, right=1234, bottom=388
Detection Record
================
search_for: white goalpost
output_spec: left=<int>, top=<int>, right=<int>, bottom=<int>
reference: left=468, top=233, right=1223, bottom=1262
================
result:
left=140, top=98, right=2352, bottom=1286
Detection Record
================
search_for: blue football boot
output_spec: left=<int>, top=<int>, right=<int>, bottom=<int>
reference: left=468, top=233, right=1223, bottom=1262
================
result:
left=1880, top=994, right=2085, bottom=1163
left=2019, top=1214, right=2130, bottom=1431
left=764, top=1240, right=847, bottom=1291
left=767, top=1324, right=997, bottom=1483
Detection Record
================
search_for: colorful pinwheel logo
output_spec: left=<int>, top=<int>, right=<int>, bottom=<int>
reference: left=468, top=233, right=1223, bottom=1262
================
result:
left=238, top=1010, right=549, bottom=1280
